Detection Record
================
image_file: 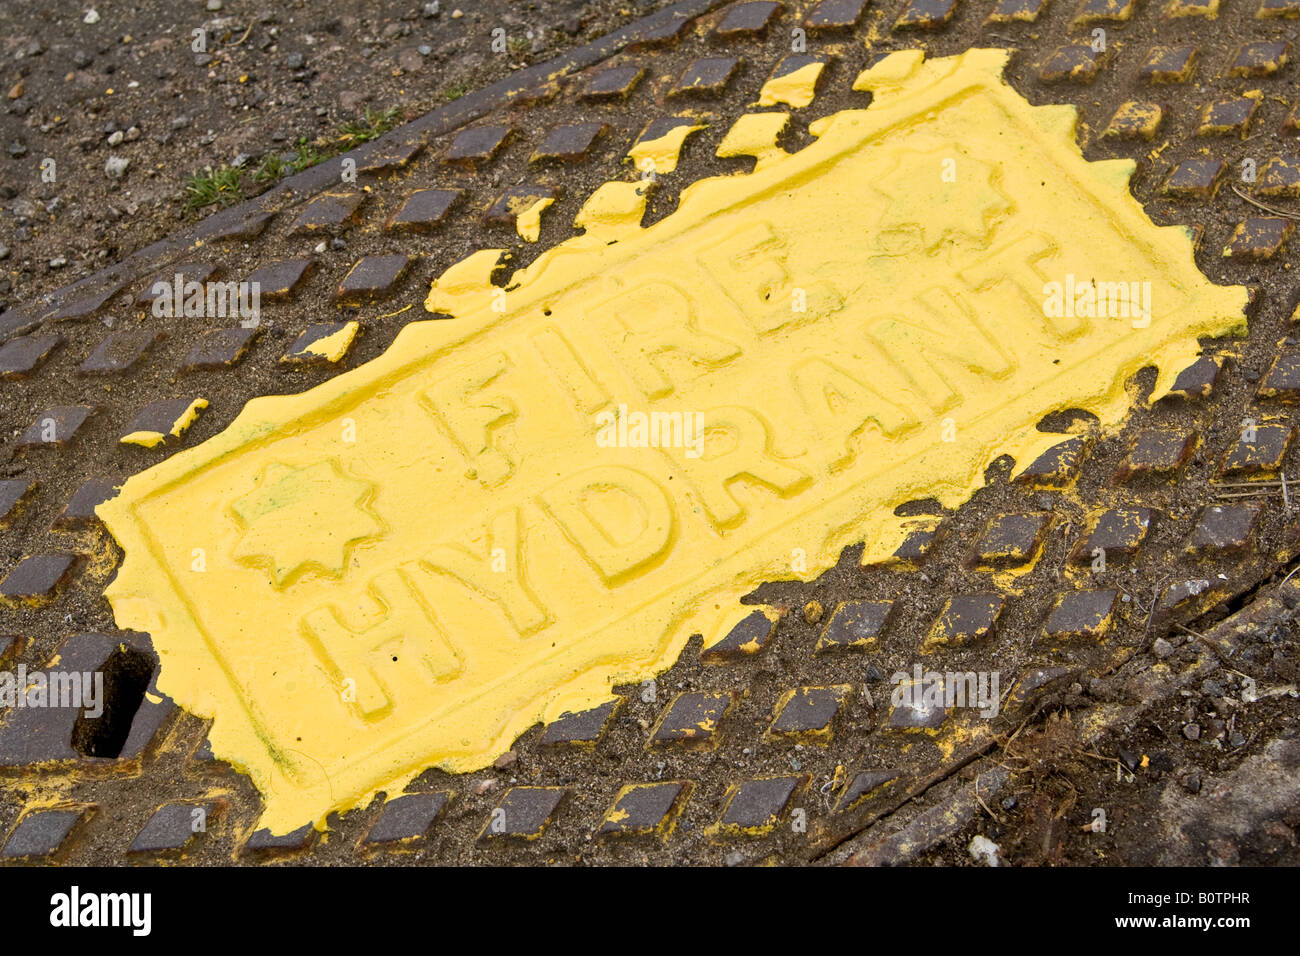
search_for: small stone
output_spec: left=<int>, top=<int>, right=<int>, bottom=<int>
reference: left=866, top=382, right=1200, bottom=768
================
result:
left=83, top=9, right=100, bottom=24
left=329, top=237, right=346, bottom=250
left=1183, top=722, right=1201, bottom=741
left=1243, top=368, right=1261, bottom=382
left=492, top=750, right=517, bottom=770
left=7, top=141, right=27, bottom=157
left=106, top=130, right=123, bottom=146
left=104, top=155, right=129, bottom=178
left=1228, top=731, right=1246, bottom=748
left=418, top=44, right=432, bottom=56
left=1183, top=771, right=1202, bottom=794
left=473, top=778, right=496, bottom=796
left=1117, top=746, right=1140, bottom=771
left=169, top=115, right=190, bottom=130
left=1202, top=679, right=1225, bottom=697
left=73, top=51, right=93, bottom=68
left=0, top=243, right=9, bottom=260
left=452, top=8, right=463, bottom=17
left=1207, top=839, right=1239, bottom=867
left=1001, top=796, right=1017, bottom=810
left=969, top=834, right=1001, bottom=867
left=206, top=0, right=222, bottom=9
left=285, top=52, right=305, bottom=70
left=124, top=125, right=140, bottom=141
left=7, top=80, right=23, bottom=100
left=803, top=600, right=823, bottom=624
left=48, top=256, right=66, bottom=268
left=313, top=241, right=327, bottom=254
left=423, top=1, right=441, bottom=16
left=724, top=850, right=744, bottom=866
left=1153, top=637, right=1175, bottom=659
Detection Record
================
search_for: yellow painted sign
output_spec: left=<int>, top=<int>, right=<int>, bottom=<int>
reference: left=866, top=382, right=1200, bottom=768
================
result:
left=99, top=49, right=1248, bottom=833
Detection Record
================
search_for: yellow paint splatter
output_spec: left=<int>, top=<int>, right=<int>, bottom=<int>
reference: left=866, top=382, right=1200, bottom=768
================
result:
left=120, top=398, right=209, bottom=448
left=515, top=196, right=554, bottom=242
left=627, top=122, right=705, bottom=175
left=298, top=322, right=359, bottom=363
left=758, top=61, right=825, bottom=108
left=716, top=113, right=790, bottom=171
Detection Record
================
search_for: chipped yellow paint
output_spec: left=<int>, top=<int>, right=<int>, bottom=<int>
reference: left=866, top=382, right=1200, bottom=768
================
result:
left=933, top=722, right=995, bottom=762
left=297, top=322, right=359, bottom=363
left=119, top=431, right=169, bottom=449
left=572, top=181, right=650, bottom=240
left=1168, top=0, right=1219, bottom=16
left=707, top=777, right=799, bottom=838
left=99, top=49, right=1248, bottom=834
left=119, top=398, right=209, bottom=448
left=515, top=197, right=555, bottom=242
left=758, top=61, right=825, bottom=108
left=766, top=685, right=852, bottom=744
left=716, top=113, right=790, bottom=171
left=626, top=122, right=705, bottom=175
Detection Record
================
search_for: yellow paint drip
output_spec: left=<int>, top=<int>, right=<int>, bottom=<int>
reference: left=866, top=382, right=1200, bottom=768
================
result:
left=119, top=431, right=170, bottom=449
left=758, top=62, right=825, bottom=108
left=515, top=197, right=555, bottom=242
left=716, top=113, right=791, bottom=171
left=573, top=181, right=649, bottom=240
left=626, top=122, right=705, bottom=175
left=298, top=322, right=359, bottom=363
left=99, top=49, right=1247, bottom=834
left=120, top=398, right=209, bottom=448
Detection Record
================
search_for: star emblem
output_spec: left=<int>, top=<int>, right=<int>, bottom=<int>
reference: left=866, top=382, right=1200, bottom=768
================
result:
left=871, top=149, right=1011, bottom=254
left=231, top=460, right=383, bottom=587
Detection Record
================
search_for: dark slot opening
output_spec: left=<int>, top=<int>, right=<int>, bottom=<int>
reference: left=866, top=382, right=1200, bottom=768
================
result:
left=70, top=645, right=154, bottom=758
